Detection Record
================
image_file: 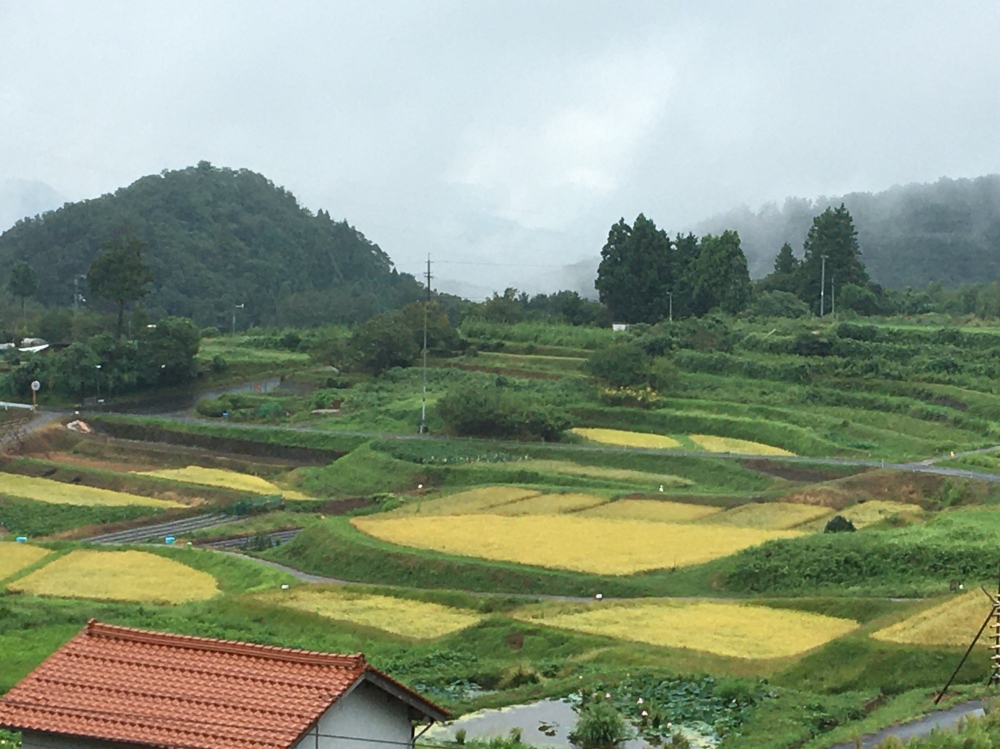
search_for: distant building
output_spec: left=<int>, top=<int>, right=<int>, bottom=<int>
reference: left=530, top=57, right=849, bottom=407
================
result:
left=0, top=620, right=448, bottom=749
left=612, top=323, right=630, bottom=332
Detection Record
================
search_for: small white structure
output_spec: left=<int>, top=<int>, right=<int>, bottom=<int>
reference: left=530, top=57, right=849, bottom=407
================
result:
left=0, top=620, right=448, bottom=749
left=612, top=323, right=630, bottom=332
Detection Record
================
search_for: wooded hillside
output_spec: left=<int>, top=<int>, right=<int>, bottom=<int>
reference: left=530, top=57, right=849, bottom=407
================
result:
left=0, top=162, right=421, bottom=327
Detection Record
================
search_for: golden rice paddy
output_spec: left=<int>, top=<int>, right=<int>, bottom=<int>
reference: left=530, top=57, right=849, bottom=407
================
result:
left=0, top=544, right=50, bottom=580
left=580, top=499, right=722, bottom=523
left=262, top=588, right=481, bottom=639
left=1, top=474, right=185, bottom=508
left=352, top=515, right=801, bottom=574
left=514, top=460, right=692, bottom=487
left=139, top=466, right=312, bottom=499
left=841, top=500, right=924, bottom=529
left=389, top=486, right=540, bottom=517
left=514, top=600, right=857, bottom=659
left=571, top=428, right=681, bottom=450
left=489, top=493, right=609, bottom=515
left=872, top=592, right=991, bottom=647
left=699, top=502, right=833, bottom=530
left=689, top=435, right=793, bottom=456
left=8, top=550, right=219, bottom=603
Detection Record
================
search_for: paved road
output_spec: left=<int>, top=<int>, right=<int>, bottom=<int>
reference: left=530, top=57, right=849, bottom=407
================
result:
left=827, top=701, right=983, bottom=749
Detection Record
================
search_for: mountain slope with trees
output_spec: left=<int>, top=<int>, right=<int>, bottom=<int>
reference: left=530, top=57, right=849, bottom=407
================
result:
left=0, top=162, right=422, bottom=328
left=696, top=174, right=1000, bottom=287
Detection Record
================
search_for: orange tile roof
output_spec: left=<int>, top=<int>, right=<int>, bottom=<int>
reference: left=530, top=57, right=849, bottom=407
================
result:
left=0, top=620, right=447, bottom=749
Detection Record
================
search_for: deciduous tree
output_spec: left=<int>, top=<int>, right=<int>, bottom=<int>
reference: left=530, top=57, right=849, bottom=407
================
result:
left=87, top=232, right=154, bottom=340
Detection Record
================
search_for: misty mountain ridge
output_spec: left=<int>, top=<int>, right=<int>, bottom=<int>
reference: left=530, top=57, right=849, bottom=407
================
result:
left=695, top=174, right=1000, bottom=288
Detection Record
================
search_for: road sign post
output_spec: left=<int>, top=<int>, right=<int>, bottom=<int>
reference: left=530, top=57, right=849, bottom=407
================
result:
left=30, top=380, right=40, bottom=410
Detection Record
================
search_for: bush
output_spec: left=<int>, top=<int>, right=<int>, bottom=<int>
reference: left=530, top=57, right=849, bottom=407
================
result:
left=824, top=515, right=856, bottom=533
left=747, top=290, right=811, bottom=319
left=211, top=355, right=228, bottom=372
left=436, top=385, right=569, bottom=441
left=569, top=701, right=631, bottom=749
left=584, top=343, right=650, bottom=388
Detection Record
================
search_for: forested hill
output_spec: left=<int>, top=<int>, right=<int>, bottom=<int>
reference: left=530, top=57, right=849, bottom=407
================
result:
left=0, top=162, right=421, bottom=327
left=696, top=175, right=1000, bottom=288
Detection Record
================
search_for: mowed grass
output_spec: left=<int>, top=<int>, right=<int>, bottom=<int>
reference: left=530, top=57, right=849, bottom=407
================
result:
left=699, top=503, right=833, bottom=530
left=487, top=493, right=609, bottom=515
left=352, top=515, right=801, bottom=574
left=579, top=499, right=722, bottom=523
left=259, top=587, right=482, bottom=639
left=514, top=459, right=693, bottom=488
left=0, top=543, right=50, bottom=580
left=390, top=487, right=540, bottom=517
left=689, top=434, right=794, bottom=457
left=8, top=550, right=220, bottom=603
left=513, top=599, right=857, bottom=659
left=572, top=428, right=682, bottom=449
left=0, top=474, right=186, bottom=508
left=871, top=591, right=992, bottom=647
left=138, top=466, right=312, bottom=500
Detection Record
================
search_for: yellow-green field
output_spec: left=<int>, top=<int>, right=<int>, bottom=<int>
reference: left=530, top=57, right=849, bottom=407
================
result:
left=872, top=592, right=990, bottom=647
left=699, top=502, right=833, bottom=530
left=488, top=493, right=609, bottom=515
left=798, top=500, right=925, bottom=531
left=513, top=460, right=692, bottom=488
left=138, top=466, right=312, bottom=499
left=571, top=428, right=681, bottom=449
left=514, top=600, right=857, bottom=658
left=8, top=550, right=219, bottom=603
left=260, top=588, right=481, bottom=639
left=0, top=544, right=50, bottom=580
left=388, top=487, right=540, bottom=517
left=1, top=474, right=185, bottom=508
left=352, top=515, right=801, bottom=574
left=579, top=499, right=722, bottom=523
left=689, top=434, right=793, bottom=456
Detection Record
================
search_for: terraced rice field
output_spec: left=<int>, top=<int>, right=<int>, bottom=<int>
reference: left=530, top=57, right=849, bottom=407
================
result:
left=689, top=435, right=793, bottom=457
left=139, top=466, right=311, bottom=499
left=489, top=493, right=609, bottom=515
left=579, top=499, right=722, bottom=523
left=0, top=543, right=50, bottom=580
left=571, top=428, right=681, bottom=449
left=389, top=487, right=540, bottom=517
left=1, top=474, right=185, bottom=508
left=8, top=550, right=219, bottom=603
left=699, top=502, right=833, bottom=530
left=514, top=600, right=857, bottom=658
left=872, top=592, right=991, bottom=647
left=797, top=500, right=924, bottom=532
left=262, top=588, right=481, bottom=638
left=352, top=515, right=801, bottom=574
left=513, top=460, right=692, bottom=488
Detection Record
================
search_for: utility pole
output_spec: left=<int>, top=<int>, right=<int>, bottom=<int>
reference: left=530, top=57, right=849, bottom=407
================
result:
left=831, top=275, right=836, bottom=316
left=232, top=303, right=244, bottom=337
left=420, top=256, right=431, bottom=434
left=666, top=291, right=673, bottom=323
left=819, top=255, right=828, bottom=317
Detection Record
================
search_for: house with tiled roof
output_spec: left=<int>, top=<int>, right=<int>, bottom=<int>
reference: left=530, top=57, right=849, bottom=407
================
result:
left=0, top=620, right=449, bottom=749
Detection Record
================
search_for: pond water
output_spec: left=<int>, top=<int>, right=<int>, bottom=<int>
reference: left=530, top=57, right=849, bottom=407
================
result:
left=424, top=699, right=717, bottom=749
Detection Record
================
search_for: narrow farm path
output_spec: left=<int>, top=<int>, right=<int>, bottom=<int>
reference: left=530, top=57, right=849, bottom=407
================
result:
left=826, top=700, right=983, bottom=749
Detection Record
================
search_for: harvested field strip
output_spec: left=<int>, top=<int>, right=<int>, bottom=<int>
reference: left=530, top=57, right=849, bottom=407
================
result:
left=138, top=466, right=312, bottom=499
left=579, top=499, right=722, bottom=523
left=0, top=544, right=50, bottom=580
left=513, top=600, right=857, bottom=659
left=8, top=549, right=219, bottom=603
left=871, top=592, right=990, bottom=647
left=572, top=428, right=681, bottom=449
left=513, top=460, right=693, bottom=487
left=689, top=435, right=794, bottom=457
left=797, top=500, right=925, bottom=532
left=0, top=474, right=185, bottom=508
left=489, top=493, right=609, bottom=515
left=261, top=588, right=481, bottom=638
left=352, top=515, right=801, bottom=574
left=389, top=487, right=540, bottom=517
left=698, top=503, right=833, bottom=530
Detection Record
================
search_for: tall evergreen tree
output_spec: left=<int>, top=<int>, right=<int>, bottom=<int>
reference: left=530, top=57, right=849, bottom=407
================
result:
left=6, top=261, right=37, bottom=319
left=672, top=233, right=700, bottom=318
left=774, top=242, right=799, bottom=275
left=759, top=242, right=800, bottom=294
left=595, top=214, right=673, bottom=323
left=689, top=231, right=752, bottom=315
left=797, top=204, right=868, bottom=311
left=87, top=232, right=155, bottom=340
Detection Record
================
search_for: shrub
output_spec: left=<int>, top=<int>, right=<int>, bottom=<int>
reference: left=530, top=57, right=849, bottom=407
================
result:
left=747, top=290, right=811, bottom=319
left=824, top=515, right=856, bottom=533
left=583, top=343, right=650, bottom=387
left=436, top=385, right=569, bottom=441
left=569, top=701, right=631, bottom=749
left=211, top=355, right=228, bottom=372
left=255, top=401, right=284, bottom=420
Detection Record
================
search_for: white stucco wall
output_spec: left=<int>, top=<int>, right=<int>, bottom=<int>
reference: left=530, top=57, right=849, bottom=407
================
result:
left=295, top=679, right=414, bottom=749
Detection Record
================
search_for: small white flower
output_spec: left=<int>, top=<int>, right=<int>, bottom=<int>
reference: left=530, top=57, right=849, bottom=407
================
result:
left=641, top=711, right=648, bottom=718
left=637, top=698, right=643, bottom=704
left=605, top=693, right=611, bottom=699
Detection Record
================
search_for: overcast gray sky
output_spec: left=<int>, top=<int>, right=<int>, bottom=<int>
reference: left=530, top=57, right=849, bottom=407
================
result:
left=2, top=1, right=1000, bottom=298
